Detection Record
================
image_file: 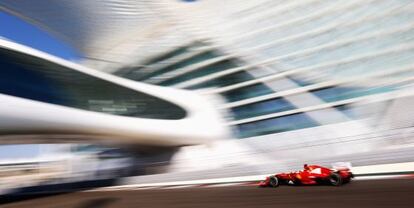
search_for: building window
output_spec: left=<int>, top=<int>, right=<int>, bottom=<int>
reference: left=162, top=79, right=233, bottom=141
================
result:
left=187, top=70, right=255, bottom=90
left=231, top=97, right=295, bottom=120
left=221, top=83, right=274, bottom=102
left=235, top=113, right=318, bottom=138
left=159, top=59, right=239, bottom=86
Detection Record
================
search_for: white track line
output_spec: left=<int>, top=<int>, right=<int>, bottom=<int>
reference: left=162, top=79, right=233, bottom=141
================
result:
left=86, top=174, right=414, bottom=192
left=86, top=162, right=414, bottom=192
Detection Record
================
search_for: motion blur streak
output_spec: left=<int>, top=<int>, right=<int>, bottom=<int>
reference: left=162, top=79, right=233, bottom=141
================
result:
left=0, top=0, right=414, bottom=206
left=2, top=179, right=414, bottom=208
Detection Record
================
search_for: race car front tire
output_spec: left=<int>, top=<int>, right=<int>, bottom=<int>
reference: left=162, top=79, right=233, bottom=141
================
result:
left=269, top=176, right=279, bottom=188
left=329, top=173, right=343, bottom=186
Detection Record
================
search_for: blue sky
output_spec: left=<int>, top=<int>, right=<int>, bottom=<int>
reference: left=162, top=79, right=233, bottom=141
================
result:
left=0, top=11, right=81, bottom=60
left=0, top=144, right=41, bottom=159
left=0, top=11, right=81, bottom=159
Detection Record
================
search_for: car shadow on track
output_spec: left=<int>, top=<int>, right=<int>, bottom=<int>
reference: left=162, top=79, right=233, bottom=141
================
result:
left=0, top=179, right=117, bottom=205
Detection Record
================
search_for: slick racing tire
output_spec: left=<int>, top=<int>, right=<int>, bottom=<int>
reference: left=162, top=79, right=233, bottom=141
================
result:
left=269, top=176, right=279, bottom=188
left=329, top=173, right=343, bottom=186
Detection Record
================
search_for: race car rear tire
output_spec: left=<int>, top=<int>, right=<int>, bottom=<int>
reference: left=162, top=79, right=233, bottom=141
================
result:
left=269, top=176, right=279, bottom=188
left=329, top=173, right=343, bottom=186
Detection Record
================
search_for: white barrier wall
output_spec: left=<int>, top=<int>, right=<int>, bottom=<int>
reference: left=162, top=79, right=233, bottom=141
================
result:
left=166, top=93, right=414, bottom=174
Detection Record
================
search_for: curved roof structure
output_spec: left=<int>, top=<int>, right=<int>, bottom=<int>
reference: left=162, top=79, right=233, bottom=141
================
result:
left=0, top=0, right=193, bottom=71
left=2, top=0, right=414, bottom=141
left=0, top=38, right=230, bottom=146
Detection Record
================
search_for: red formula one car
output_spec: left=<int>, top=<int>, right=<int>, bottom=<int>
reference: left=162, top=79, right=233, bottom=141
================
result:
left=259, top=164, right=354, bottom=187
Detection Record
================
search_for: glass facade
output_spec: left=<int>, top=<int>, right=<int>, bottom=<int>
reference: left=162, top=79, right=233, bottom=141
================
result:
left=142, top=45, right=190, bottom=66
left=118, top=50, right=221, bottom=82
left=221, top=83, right=274, bottom=103
left=111, top=0, right=414, bottom=139
left=153, top=51, right=220, bottom=78
left=0, top=48, right=187, bottom=120
left=230, top=97, right=294, bottom=120
left=186, top=70, right=255, bottom=89
left=311, top=86, right=396, bottom=103
left=159, top=59, right=239, bottom=86
left=236, top=113, right=318, bottom=138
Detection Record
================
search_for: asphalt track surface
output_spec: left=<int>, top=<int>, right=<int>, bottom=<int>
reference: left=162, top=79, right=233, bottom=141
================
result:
left=1, top=179, right=414, bottom=208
